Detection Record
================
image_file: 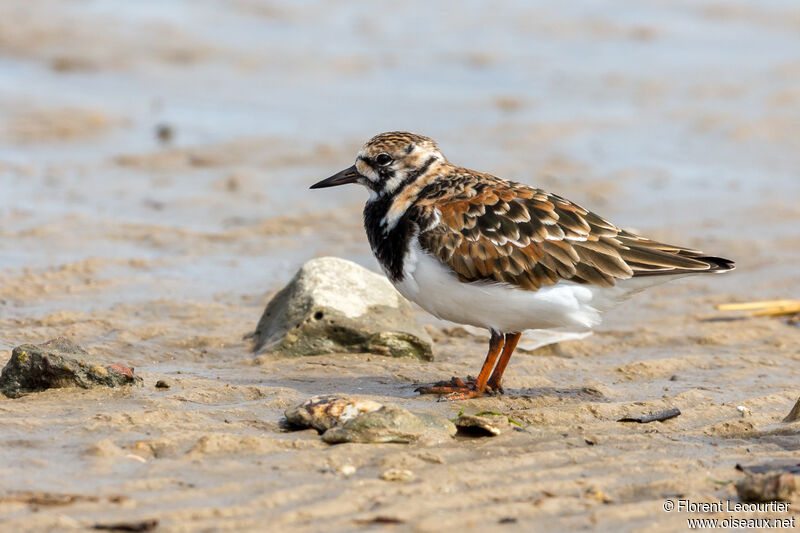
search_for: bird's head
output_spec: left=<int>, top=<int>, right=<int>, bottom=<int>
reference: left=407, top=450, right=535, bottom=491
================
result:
left=311, top=131, right=445, bottom=196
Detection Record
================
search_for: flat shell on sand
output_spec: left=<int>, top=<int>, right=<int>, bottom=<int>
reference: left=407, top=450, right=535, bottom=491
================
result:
left=284, top=394, right=383, bottom=432
left=321, top=406, right=456, bottom=444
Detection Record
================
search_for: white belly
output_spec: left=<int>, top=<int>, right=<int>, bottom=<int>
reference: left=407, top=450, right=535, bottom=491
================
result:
left=391, top=241, right=665, bottom=333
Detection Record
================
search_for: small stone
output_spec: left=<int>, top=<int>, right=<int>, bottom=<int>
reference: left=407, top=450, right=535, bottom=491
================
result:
left=155, top=123, right=173, bottom=144
left=735, top=472, right=796, bottom=503
left=585, top=486, right=613, bottom=503
left=338, top=464, right=357, bottom=476
left=0, top=338, right=142, bottom=398
left=380, top=468, right=415, bottom=482
left=584, top=434, right=599, bottom=446
left=250, top=257, right=432, bottom=360
left=285, top=395, right=383, bottom=433
left=89, top=366, right=108, bottom=378
left=155, top=379, right=171, bottom=389
left=322, top=406, right=456, bottom=444
left=455, top=414, right=510, bottom=436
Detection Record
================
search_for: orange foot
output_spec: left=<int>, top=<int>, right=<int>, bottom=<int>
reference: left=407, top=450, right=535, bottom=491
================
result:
left=415, top=376, right=499, bottom=400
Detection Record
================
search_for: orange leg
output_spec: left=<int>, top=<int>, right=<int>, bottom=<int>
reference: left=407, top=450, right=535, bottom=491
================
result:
left=416, top=331, right=505, bottom=400
left=487, top=332, right=521, bottom=391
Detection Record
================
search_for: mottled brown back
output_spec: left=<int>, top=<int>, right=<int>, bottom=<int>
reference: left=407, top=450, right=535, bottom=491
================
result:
left=414, top=171, right=733, bottom=290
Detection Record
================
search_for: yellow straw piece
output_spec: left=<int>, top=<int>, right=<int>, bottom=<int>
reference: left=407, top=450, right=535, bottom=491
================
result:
left=716, top=300, right=797, bottom=311
left=753, top=304, right=800, bottom=317
left=716, top=300, right=800, bottom=317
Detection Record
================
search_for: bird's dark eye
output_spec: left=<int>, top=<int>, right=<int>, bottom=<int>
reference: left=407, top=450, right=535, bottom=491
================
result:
left=375, top=153, right=393, bottom=166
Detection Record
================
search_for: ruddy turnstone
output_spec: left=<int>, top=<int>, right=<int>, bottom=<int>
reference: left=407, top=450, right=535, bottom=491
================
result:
left=311, top=132, right=734, bottom=400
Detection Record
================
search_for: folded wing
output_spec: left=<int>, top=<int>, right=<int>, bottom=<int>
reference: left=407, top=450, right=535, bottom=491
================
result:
left=415, top=176, right=734, bottom=290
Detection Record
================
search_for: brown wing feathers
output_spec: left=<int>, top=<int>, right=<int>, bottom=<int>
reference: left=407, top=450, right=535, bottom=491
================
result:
left=416, top=177, right=733, bottom=291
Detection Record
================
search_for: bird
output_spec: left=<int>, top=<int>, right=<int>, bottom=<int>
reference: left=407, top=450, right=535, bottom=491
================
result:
left=310, top=131, right=734, bottom=400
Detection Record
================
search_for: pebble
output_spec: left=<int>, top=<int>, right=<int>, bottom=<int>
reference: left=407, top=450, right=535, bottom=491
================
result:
left=338, top=464, right=357, bottom=476
left=380, top=469, right=415, bottom=482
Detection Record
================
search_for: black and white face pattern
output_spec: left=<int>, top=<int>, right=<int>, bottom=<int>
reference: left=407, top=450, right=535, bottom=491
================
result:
left=353, top=132, right=443, bottom=197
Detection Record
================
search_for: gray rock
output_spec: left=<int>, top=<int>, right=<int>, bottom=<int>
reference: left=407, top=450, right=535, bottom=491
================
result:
left=321, top=405, right=456, bottom=444
left=735, top=472, right=796, bottom=503
left=0, top=338, right=142, bottom=398
left=284, top=394, right=383, bottom=432
left=251, top=257, right=432, bottom=360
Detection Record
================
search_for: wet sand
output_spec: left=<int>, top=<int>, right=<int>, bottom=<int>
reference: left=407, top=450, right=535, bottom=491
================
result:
left=1, top=1, right=800, bottom=531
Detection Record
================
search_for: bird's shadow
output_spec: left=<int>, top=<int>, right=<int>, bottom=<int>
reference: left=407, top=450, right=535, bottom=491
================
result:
left=697, top=316, right=748, bottom=323
left=260, top=374, right=609, bottom=403
left=491, top=386, right=609, bottom=402
left=261, top=374, right=415, bottom=399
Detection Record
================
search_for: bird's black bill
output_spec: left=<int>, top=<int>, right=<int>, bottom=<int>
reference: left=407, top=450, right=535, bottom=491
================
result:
left=310, top=165, right=360, bottom=189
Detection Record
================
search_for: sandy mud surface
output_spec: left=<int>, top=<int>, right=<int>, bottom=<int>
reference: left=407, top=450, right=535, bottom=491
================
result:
left=1, top=1, right=800, bottom=531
